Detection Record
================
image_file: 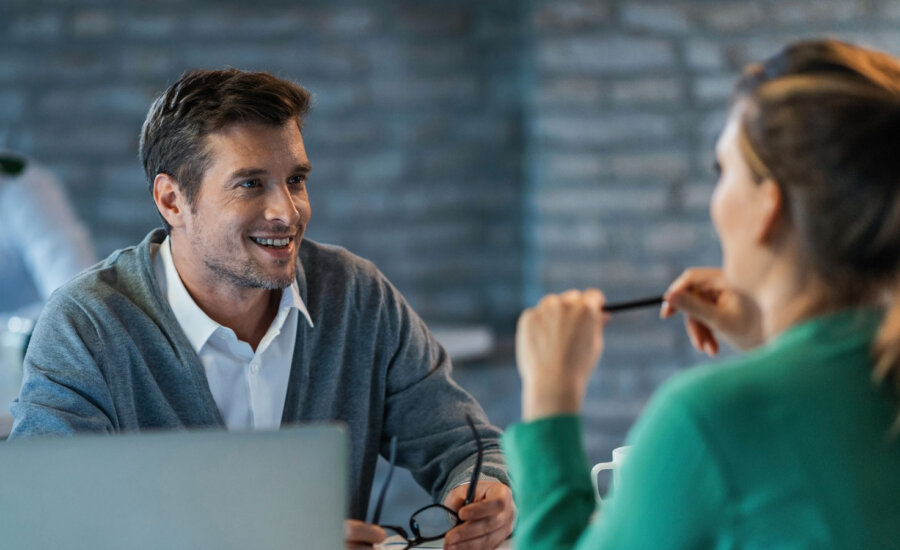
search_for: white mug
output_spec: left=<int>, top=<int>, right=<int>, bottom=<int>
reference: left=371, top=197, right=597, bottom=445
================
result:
left=591, top=445, right=631, bottom=507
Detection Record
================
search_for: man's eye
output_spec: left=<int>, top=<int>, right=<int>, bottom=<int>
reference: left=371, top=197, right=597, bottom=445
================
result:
left=288, top=175, right=307, bottom=185
left=240, top=179, right=261, bottom=188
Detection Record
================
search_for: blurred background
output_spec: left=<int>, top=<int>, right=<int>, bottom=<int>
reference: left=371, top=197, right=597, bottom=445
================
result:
left=3, top=0, right=900, bottom=526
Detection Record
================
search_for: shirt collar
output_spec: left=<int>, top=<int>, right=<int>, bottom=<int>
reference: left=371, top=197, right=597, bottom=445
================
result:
left=156, top=236, right=313, bottom=354
left=281, top=273, right=313, bottom=328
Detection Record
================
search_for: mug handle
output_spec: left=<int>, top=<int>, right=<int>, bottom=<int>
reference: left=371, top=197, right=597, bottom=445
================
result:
left=591, top=461, right=615, bottom=506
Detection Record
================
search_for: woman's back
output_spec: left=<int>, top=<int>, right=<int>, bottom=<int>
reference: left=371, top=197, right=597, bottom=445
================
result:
left=592, top=308, right=900, bottom=549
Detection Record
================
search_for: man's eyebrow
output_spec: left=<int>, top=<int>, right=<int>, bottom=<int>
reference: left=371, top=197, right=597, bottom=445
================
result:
left=228, top=167, right=267, bottom=180
left=227, top=163, right=311, bottom=180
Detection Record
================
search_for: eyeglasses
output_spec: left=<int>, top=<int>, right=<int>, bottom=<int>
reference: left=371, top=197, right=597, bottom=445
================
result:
left=370, top=415, right=483, bottom=549
left=0, top=154, right=26, bottom=177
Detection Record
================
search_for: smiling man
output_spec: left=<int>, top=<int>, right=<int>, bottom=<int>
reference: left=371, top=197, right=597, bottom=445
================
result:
left=11, top=69, right=514, bottom=549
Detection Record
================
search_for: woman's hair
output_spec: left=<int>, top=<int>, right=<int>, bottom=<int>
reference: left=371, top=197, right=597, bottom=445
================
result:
left=732, top=39, right=900, bottom=410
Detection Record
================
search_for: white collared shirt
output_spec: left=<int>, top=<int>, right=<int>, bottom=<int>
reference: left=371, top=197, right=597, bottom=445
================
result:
left=152, top=236, right=313, bottom=431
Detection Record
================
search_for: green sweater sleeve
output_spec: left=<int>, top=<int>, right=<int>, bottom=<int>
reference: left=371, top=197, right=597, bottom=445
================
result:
left=503, top=416, right=595, bottom=549
left=503, top=387, right=729, bottom=549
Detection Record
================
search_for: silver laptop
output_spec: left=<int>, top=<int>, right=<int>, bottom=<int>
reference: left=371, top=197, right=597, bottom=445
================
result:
left=0, top=424, right=347, bottom=549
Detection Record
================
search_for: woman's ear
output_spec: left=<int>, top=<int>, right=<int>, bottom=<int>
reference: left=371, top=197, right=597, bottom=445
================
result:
left=756, top=177, right=785, bottom=244
left=153, top=173, right=186, bottom=229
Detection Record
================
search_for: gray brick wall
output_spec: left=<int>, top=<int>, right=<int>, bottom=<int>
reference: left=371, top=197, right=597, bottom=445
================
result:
left=526, top=0, right=900, bottom=453
left=0, top=0, right=525, bottom=331
left=4, top=0, right=900, bottom=525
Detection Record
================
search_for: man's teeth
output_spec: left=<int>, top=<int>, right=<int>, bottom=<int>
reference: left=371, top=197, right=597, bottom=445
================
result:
left=252, top=237, right=291, bottom=247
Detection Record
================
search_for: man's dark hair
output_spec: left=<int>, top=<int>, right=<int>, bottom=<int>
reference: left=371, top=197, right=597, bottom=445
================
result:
left=139, top=68, right=312, bottom=230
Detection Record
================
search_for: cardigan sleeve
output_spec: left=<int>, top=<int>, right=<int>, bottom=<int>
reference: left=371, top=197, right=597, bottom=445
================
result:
left=10, top=293, right=117, bottom=436
left=376, top=274, right=509, bottom=504
left=502, top=385, right=729, bottom=550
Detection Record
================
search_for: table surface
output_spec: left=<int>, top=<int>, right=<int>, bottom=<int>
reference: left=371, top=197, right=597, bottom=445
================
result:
left=0, top=414, right=12, bottom=439
left=378, top=536, right=513, bottom=548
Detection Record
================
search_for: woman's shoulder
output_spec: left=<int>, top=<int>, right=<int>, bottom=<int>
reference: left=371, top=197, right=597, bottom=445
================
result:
left=639, top=346, right=811, bottom=452
left=658, top=316, right=875, bottom=424
left=657, top=350, right=778, bottom=410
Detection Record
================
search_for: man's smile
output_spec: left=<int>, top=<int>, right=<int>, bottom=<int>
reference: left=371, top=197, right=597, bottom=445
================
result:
left=250, top=236, right=293, bottom=249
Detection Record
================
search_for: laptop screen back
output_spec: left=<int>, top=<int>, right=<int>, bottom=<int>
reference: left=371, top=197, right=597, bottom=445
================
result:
left=0, top=424, right=347, bottom=550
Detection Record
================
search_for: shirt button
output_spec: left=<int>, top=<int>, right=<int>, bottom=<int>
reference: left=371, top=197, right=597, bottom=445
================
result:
left=250, top=362, right=259, bottom=374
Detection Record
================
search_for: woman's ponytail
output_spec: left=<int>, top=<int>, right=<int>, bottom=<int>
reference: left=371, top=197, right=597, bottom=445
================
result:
left=874, top=286, right=900, bottom=433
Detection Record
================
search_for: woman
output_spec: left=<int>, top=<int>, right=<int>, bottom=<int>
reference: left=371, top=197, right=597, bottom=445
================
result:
left=503, top=39, right=900, bottom=548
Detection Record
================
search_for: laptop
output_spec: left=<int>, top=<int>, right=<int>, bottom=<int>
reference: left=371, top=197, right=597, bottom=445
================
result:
left=0, top=424, right=347, bottom=549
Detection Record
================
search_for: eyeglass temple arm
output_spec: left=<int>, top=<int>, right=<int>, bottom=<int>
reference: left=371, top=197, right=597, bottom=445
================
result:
left=370, top=436, right=398, bottom=525
left=464, top=415, right=483, bottom=506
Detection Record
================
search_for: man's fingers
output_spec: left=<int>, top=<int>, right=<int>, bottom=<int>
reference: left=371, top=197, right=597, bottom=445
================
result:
left=453, top=482, right=514, bottom=519
left=444, top=483, right=514, bottom=549
left=444, top=518, right=510, bottom=547
left=446, top=529, right=509, bottom=550
left=344, top=519, right=386, bottom=545
left=445, top=495, right=465, bottom=512
left=443, top=484, right=470, bottom=511
left=457, top=496, right=506, bottom=521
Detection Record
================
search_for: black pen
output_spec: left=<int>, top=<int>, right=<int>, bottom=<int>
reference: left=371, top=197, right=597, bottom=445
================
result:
left=602, top=295, right=664, bottom=312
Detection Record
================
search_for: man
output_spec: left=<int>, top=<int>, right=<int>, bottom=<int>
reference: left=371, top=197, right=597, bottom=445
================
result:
left=11, top=69, right=514, bottom=549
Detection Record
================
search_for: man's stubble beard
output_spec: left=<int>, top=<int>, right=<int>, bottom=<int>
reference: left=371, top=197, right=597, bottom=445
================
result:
left=190, top=213, right=301, bottom=290
left=202, top=249, right=297, bottom=290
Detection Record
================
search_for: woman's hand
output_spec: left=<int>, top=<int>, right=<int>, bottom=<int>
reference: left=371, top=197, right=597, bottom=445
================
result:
left=515, top=289, right=609, bottom=421
left=661, top=268, right=763, bottom=355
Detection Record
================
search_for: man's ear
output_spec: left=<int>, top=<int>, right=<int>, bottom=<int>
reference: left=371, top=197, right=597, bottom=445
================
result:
left=153, top=173, right=187, bottom=229
left=756, top=177, right=785, bottom=244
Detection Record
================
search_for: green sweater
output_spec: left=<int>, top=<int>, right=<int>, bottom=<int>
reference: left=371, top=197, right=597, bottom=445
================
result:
left=503, top=309, right=900, bottom=549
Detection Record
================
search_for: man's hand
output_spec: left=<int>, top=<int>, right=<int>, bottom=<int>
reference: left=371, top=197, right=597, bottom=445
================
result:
left=442, top=481, right=514, bottom=549
left=345, top=519, right=386, bottom=550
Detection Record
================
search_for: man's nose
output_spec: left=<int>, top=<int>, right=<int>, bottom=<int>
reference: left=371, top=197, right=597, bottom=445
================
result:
left=265, top=184, right=301, bottom=226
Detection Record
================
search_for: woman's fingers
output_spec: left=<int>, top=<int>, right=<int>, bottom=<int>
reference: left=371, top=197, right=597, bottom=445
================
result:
left=516, top=288, right=608, bottom=420
left=686, top=316, right=719, bottom=356
left=668, top=284, right=723, bottom=328
left=665, top=267, right=763, bottom=352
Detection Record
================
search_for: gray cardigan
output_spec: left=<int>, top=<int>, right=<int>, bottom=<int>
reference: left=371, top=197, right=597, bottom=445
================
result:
left=11, top=229, right=508, bottom=519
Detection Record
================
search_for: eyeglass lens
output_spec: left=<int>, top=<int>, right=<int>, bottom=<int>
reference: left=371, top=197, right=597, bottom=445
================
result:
left=410, top=504, right=460, bottom=539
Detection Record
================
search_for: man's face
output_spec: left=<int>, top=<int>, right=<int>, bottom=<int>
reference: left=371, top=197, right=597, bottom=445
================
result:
left=180, top=120, right=311, bottom=291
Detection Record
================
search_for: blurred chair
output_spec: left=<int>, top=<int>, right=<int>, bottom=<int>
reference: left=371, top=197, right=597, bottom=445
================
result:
left=0, top=152, right=97, bottom=433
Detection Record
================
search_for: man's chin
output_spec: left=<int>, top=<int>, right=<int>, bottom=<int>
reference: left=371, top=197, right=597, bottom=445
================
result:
left=260, top=276, right=296, bottom=290
left=208, top=263, right=296, bottom=291
left=252, top=266, right=297, bottom=290
left=249, top=254, right=298, bottom=289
